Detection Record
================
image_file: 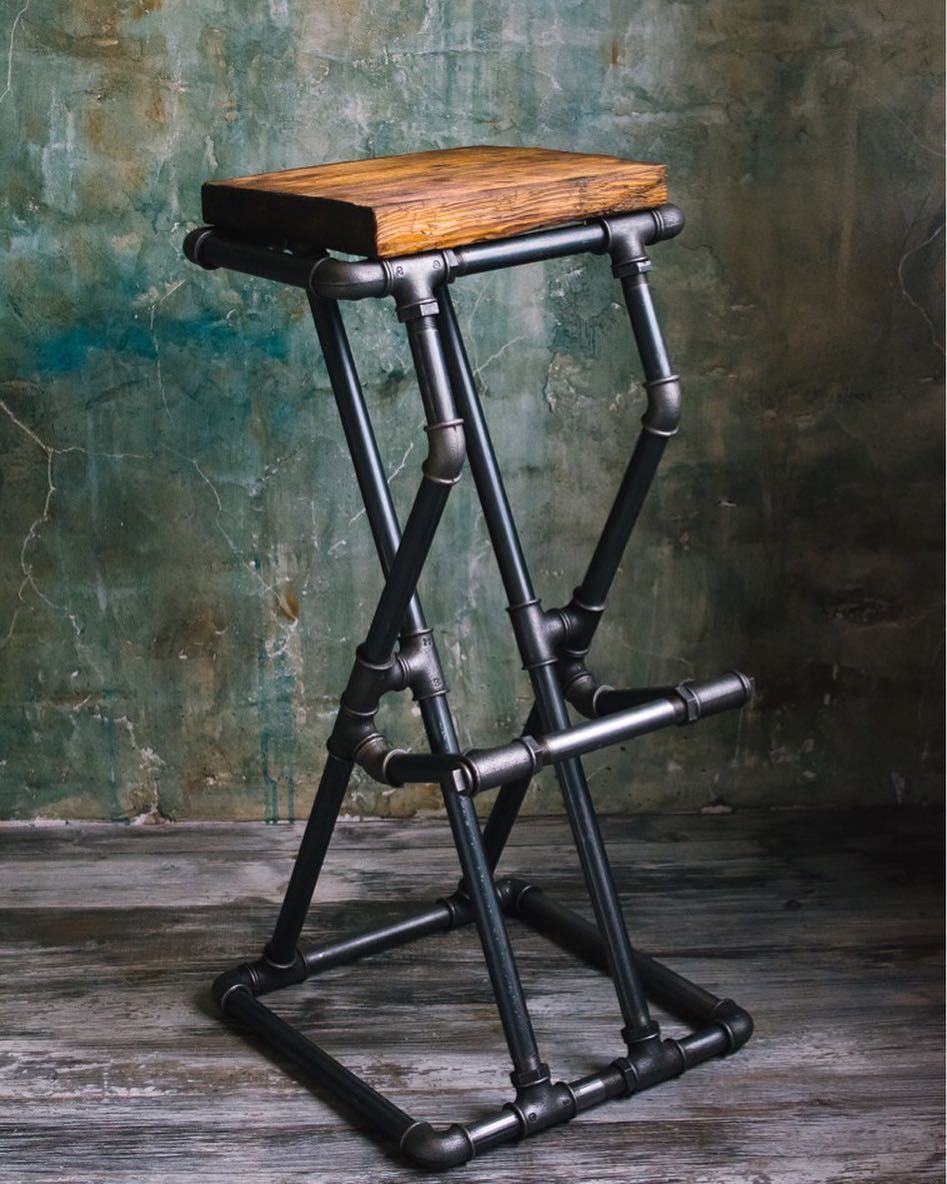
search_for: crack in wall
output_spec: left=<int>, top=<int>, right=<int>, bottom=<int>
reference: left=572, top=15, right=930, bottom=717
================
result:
left=897, top=222, right=945, bottom=356
left=0, top=397, right=143, bottom=647
left=0, top=0, right=30, bottom=108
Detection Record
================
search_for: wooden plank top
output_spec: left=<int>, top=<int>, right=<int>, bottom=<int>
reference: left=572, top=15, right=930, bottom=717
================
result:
left=201, top=146, right=667, bottom=258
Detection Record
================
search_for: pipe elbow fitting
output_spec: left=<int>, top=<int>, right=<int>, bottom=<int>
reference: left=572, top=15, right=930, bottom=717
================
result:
left=211, top=964, right=256, bottom=1010
left=351, top=732, right=404, bottom=785
left=308, top=254, right=388, bottom=301
left=422, top=418, right=466, bottom=485
left=711, top=999, right=754, bottom=1052
left=559, top=661, right=601, bottom=719
left=400, top=1122, right=474, bottom=1169
left=642, top=374, right=682, bottom=437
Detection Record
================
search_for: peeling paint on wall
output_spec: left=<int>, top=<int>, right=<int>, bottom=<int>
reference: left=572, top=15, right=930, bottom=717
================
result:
left=0, top=1, right=943, bottom=820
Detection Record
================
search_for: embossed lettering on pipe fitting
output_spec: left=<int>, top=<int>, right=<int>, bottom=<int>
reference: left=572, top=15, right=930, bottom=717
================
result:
left=308, top=250, right=453, bottom=310
left=395, top=628, right=450, bottom=700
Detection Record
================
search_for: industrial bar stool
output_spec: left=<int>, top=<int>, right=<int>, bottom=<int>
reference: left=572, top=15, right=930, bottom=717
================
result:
left=183, top=146, right=754, bottom=1169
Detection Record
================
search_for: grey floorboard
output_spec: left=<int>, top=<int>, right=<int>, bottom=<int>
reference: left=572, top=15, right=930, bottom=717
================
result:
left=0, top=809, right=942, bottom=1183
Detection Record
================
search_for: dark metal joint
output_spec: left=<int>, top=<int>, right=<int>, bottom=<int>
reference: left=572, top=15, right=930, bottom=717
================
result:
left=349, top=647, right=401, bottom=705
left=649, top=203, right=686, bottom=242
left=400, top=1122, right=475, bottom=1169
left=463, top=736, right=542, bottom=795
left=308, top=254, right=389, bottom=302
left=602, top=215, right=652, bottom=278
left=540, top=607, right=570, bottom=650
left=249, top=950, right=308, bottom=994
left=506, top=598, right=556, bottom=670
left=673, top=670, right=755, bottom=726
left=554, top=591, right=606, bottom=657
left=327, top=648, right=404, bottom=761
left=396, top=628, right=448, bottom=700
left=436, top=889, right=470, bottom=927
left=510, top=1062, right=551, bottom=1091
left=389, top=252, right=450, bottom=321
left=351, top=733, right=404, bottom=784
left=642, top=374, right=682, bottom=437
left=612, top=1036, right=685, bottom=1096
left=675, top=681, right=701, bottom=724
left=421, top=417, right=466, bottom=484
left=611, top=253, right=652, bottom=279
left=711, top=999, right=755, bottom=1052
left=182, top=227, right=217, bottom=269
left=505, top=1078, right=576, bottom=1137
left=622, top=1018, right=661, bottom=1047
left=558, top=659, right=602, bottom=719
left=210, top=964, right=256, bottom=1010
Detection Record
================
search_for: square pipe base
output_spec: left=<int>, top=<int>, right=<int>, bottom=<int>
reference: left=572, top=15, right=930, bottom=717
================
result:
left=213, top=876, right=753, bottom=1170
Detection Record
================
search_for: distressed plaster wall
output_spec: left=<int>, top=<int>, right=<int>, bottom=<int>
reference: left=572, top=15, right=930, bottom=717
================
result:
left=0, top=1, right=942, bottom=821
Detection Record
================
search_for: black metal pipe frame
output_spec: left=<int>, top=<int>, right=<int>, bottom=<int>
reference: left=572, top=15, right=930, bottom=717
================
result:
left=184, top=202, right=755, bottom=1170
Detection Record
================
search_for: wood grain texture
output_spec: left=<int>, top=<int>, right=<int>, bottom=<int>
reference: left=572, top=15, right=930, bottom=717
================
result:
left=201, top=146, right=668, bottom=257
left=0, top=809, right=942, bottom=1183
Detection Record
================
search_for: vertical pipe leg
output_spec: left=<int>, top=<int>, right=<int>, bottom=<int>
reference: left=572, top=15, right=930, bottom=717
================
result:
left=480, top=705, right=540, bottom=871
left=426, top=693, right=546, bottom=1078
left=266, top=753, right=353, bottom=965
left=356, top=310, right=462, bottom=666
left=400, top=307, right=546, bottom=1080
left=574, top=253, right=681, bottom=625
left=437, top=289, right=657, bottom=1045
left=307, top=293, right=546, bottom=1081
left=264, top=296, right=432, bottom=968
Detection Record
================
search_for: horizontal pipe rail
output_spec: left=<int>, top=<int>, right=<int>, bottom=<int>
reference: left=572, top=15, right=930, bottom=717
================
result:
left=449, top=204, right=684, bottom=276
left=224, top=983, right=741, bottom=1168
left=182, top=204, right=685, bottom=301
left=222, top=988, right=416, bottom=1143
left=385, top=670, right=753, bottom=794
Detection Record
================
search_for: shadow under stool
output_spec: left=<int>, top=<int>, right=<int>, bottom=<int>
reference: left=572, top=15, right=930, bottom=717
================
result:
left=182, top=145, right=754, bottom=1170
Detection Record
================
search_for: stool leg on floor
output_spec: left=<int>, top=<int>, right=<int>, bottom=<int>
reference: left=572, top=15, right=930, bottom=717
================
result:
left=275, top=289, right=550, bottom=1085
left=437, top=288, right=657, bottom=1047
left=265, top=754, right=354, bottom=966
left=481, top=704, right=540, bottom=872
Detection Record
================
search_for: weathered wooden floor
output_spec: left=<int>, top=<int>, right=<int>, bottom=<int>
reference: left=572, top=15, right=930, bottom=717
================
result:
left=0, top=809, right=942, bottom=1184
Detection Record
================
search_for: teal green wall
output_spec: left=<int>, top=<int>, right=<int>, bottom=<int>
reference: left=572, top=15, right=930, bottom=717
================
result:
left=0, top=1, right=942, bottom=820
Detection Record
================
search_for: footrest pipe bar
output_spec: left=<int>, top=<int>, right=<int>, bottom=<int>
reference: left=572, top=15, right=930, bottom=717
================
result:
left=302, top=898, right=464, bottom=979
left=383, top=670, right=753, bottom=794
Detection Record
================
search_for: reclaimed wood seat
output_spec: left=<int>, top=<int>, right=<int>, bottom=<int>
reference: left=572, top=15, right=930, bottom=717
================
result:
left=201, top=145, right=667, bottom=258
